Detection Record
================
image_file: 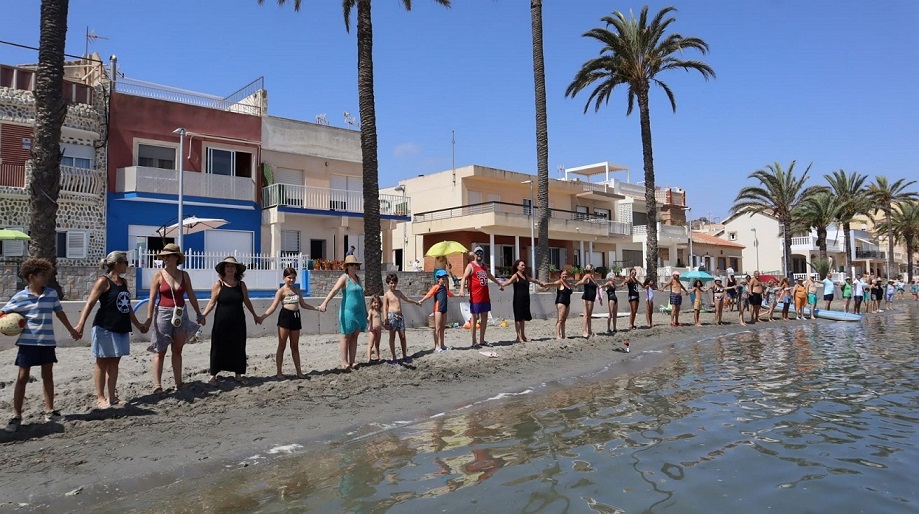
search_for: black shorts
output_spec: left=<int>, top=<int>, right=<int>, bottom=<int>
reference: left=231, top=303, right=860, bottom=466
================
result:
left=15, top=345, right=57, bottom=368
left=277, top=309, right=302, bottom=331
left=749, top=292, right=762, bottom=307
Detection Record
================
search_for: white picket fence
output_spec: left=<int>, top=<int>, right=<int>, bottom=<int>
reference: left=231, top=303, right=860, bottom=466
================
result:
left=135, top=249, right=306, bottom=293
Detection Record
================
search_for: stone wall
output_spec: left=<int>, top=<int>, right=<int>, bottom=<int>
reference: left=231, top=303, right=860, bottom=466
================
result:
left=307, top=270, right=437, bottom=298
left=0, top=263, right=135, bottom=301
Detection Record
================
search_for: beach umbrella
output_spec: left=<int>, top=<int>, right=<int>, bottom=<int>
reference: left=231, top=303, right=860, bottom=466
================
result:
left=0, top=229, right=30, bottom=241
left=156, top=216, right=229, bottom=238
left=681, top=270, right=714, bottom=282
left=757, top=273, right=780, bottom=283
left=425, top=241, right=468, bottom=258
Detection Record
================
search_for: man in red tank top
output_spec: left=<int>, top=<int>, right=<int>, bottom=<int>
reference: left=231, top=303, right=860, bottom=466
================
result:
left=460, top=246, right=503, bottom=348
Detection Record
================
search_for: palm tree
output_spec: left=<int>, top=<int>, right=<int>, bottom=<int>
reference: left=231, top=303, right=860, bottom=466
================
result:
left=823, top=169, right=869, bottom=270
left=866, top=176, right=918, bottom=278
left=261, top=0, right=451, bottom=295
left=794, top=190, right=839, bottom=262
left=29, top=0, right=70, bottom=297
left=876, top=201, right=919, bottom=283
left=565, top=6, right=714, bottom=283
left=530, top=0, right=550, bottom=282
left=731, top=161, right=821, bottom=278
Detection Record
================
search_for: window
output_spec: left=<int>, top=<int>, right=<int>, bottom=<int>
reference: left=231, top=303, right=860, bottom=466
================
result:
left=56, top=230, right=87, bottom=259
left=523, top=198, right=533, bottom=216
left=549, top=247, right=567, bottom=269
left=593, top=208, right=610, bottom=220
left=0, top=227, right=26, bottom=257
left=138, top=144, right=176, bottom=169
left=728, top=231, right=737, bottom=241
left=207, top=147, right=253, bottom=178
left=60, top=143, right=93, bottom=169
left=632, top=211, right=648, bottom=226
left=281, top=230, right=301, bottom=254
left=575, top=205, right=589, bottom=221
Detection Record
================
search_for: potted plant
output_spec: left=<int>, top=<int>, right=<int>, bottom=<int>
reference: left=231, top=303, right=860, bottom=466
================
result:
left=568, top=266, right=582, bottom=280
left=548, top=264, right=560, bottom=281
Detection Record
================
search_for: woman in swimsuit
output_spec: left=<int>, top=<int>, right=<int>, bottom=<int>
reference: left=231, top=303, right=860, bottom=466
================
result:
left=643, top=278, right=656, bottom=328
left=262, top=267, right=320, bottom=378
left=319, top=255, right=368, bottom=370
left=545, top=270, right=573, bottom=339
left=601, top=271, right=625, bottom=333
left=712, top=278, right=726, bottom=325
left=625, top=269, right=641, bottom=330
left=574, top=264, right=599, bottom=338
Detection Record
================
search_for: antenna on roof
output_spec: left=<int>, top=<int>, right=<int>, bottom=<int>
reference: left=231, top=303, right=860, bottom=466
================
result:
left=558, top=165, right=565, bottom=177
left=315, top=113, right=329, bottom=125
left=85, top=27, right=108, bottom=57
left=343, top=111, right=356, bottom=126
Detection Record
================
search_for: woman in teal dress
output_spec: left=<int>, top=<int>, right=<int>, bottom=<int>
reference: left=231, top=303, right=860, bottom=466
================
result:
left=319, top=255, right=367, bottom=370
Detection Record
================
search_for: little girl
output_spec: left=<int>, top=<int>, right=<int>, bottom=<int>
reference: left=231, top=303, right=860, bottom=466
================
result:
left=691, top=279, right=708, bottom=327
left=261, top=268, right=319, bottom=379
left=366, top=295, right=384, bottom=362
left=643, top=278, right=655, bottom=327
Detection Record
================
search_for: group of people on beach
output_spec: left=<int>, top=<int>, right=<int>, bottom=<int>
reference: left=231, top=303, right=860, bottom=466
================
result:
left=1, top=243, right=913, bottom=434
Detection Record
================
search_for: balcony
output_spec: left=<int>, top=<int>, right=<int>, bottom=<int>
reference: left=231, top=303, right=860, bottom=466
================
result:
left=790, top=236, right=844, bottom=254
left=261, top=183, right=409, bottom=218
left=610, top=180, right=686, bottom=207
left=855, top=249, right=886, bottom=260
left=413, top=201, right=630, bottom=238
left=632, top=223, right=687, bottom=242
left=1, top=64, right=95, bottom=106
left=116, top=166, right=255, bottom=202
left=0, top=163, right=103, bottom=197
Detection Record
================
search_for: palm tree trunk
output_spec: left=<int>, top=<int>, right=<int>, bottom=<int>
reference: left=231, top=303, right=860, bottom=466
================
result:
left=531, top=0, right=550, bottom=282
left=29, top=0, right=70, bottom=298
left=885, top=208, right=894, bottom=279
left=842, top=222, right=852, bottom=271
left=637, top=87, right=658, bottom=284
left=356, top=0, right=382, bottom=296
left=782, top=220, right=793, bottom=278
left=906, top=241, right=914, bottom=283
left=817, top=227, right=827, bottom=261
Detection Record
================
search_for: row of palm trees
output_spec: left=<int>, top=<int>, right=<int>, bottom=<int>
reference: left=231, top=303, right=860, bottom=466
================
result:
left=732, top=161, right=918, bottom=281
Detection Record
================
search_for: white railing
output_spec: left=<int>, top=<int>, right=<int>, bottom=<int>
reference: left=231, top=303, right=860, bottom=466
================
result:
left=792, top=272, right=847, bottom=282
left=116, top=166, right=255, bottom=202
left=135, top=249, right=305, bottom=291
left=2, top=163, right=103, bottom=195
left=632, top=223, right=687, bottom=240
left=608, top=220, right=632, bottom=236
left=617, top=181, right=645, bottom=199
left=790, top=236, right=844, bottom=253
left=261, top=183, right=409, bottom=216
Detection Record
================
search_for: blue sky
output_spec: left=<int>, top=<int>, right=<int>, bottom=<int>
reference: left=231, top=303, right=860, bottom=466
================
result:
left=3, top=0, right=917, bottom=221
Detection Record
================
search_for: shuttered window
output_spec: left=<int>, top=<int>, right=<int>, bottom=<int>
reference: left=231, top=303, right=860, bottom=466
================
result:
left=56, top=230, right=87, bottom=259
left=281, top=230, right=300, bottom=253
left=0, top=226, right=26, bottom=257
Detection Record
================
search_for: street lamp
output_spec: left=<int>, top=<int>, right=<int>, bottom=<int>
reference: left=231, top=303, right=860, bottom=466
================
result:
left=394, top=185, right=406, bottom=271
left=521, top=179, right=536, bottom=287
left=751, top=227, right=760, bottom=271
left=172, top=128, right=186, bottom=253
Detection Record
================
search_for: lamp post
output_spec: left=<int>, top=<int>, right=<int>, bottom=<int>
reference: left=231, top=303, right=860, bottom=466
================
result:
left=394, top=185, right=406, bottom=271
left=751, top=227, right=760, bottom=271
left=687, top=207, right=693, bottom=269
left=172, top=128, right=186, bottom=252
left=521, top=179, right=536, bottom=289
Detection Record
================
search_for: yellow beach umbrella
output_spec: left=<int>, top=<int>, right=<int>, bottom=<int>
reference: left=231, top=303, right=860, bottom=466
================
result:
left=425, top=241, right=468, bottom=257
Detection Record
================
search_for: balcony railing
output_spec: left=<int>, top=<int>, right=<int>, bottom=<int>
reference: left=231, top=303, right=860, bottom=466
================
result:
left=608, top=220, right=632, bottom=237
left=261, top=183, right=409, bottom=217
left=414, top=201, right=614, bottom=224
left=790, top=236, right=844, bottom=253
left=1, top=64, right=96, bottom=106
left=116, top=166, right=255, bottom=202
left=855, top=249, right=886, bottom=260
left=632, top=223, right=688, bottom=239
left=114, top=76, right=264, bottom=116
left=0, top=163, right=103, bottom=196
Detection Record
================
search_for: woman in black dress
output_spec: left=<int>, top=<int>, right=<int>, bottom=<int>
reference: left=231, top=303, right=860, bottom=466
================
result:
left=545, top=269, right=573, bottom=339
left=574, top=264, right=599, bottom=338
left=500, top=259, right=543, bottom=343
left=201, top=257, right=262, bottom=385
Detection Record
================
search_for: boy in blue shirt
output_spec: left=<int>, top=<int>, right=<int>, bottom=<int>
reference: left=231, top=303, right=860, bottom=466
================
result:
left=2, top=258, right=79, bottom=433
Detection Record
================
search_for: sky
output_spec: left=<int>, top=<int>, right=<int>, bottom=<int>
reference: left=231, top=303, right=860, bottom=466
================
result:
left=2, top=0, right=918, bottom=222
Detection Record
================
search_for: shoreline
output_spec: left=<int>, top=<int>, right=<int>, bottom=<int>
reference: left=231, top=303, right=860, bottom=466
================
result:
left=0, top=306, right=886, bottom=510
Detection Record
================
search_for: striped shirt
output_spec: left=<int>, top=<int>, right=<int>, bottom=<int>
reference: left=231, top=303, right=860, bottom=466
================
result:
left=1, top=286, right=63, bottom=346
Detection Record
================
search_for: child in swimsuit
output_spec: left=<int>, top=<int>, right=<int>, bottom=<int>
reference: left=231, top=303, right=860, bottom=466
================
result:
left=383, top=273, right=414, bottom=363
left=366, top=295, right=383, bottom=362
left=691, top=279, right=708, bottom=327
left=643, top=278, right=655, bottom=328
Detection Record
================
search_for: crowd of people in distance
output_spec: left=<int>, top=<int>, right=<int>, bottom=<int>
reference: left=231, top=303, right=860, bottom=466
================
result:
left=2, top=244, right=915, bottom=434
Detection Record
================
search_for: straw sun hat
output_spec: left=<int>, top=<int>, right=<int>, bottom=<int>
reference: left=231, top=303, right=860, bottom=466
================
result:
left=344, top=255, right=362, bottom=266
left=156, top=243, right=185, bottom=264
left=215, top=256, right=247, bottom=275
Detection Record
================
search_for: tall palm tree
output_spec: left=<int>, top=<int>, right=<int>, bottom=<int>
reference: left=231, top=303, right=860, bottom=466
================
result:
left=823, top=169, right=869, bottom=270
left=731, top=161, right=821, bottom=278
left=530, top=0, right=550, bottom=282
left=29, top=0, right=70, bottom=297
left=866, top=176, right=918, bottom=278
left=262, top=0, right=451, bottom=295
left=879, top=201, right=919, bottom=282
left=565, top=6, right=714, bottom=283
left=794, top=190, right=839, bottom=262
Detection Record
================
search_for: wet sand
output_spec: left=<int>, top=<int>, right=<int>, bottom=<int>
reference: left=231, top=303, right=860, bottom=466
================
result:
left=0, top=307, right=845, bottom=509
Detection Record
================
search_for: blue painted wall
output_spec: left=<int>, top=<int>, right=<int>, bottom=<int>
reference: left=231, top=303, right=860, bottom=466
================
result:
left=106, top=192, right=262, bottom=253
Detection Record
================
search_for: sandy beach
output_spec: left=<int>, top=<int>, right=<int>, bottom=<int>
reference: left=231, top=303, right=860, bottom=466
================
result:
left=0, top=307, right=862, bottom=509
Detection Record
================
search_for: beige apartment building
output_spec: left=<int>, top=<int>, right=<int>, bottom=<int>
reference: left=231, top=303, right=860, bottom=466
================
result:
left=382, top=163, right=692, bottom=278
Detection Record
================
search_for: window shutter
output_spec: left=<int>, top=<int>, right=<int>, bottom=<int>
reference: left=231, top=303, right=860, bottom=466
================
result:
left=1, top=227, right=26, bottom=257
left=66, top=231, right=87, bottom=258
left=281, top=230, right=300, bottom=253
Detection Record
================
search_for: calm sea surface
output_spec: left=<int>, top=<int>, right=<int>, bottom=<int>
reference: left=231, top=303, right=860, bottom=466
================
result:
left=111, top=306, right=919, bottom=513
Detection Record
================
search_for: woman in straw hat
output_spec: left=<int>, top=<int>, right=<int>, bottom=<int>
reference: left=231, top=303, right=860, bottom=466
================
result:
left=74, top=251, right=149, bottom=409
left=319, top=255, right=367, bottom=370
left=200, top=257, right=261, bottom=385
left=143, top=244, right=206, bottom=393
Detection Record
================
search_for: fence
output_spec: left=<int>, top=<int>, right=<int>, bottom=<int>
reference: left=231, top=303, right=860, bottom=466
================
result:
left=135, top=249, right=305, bottom=294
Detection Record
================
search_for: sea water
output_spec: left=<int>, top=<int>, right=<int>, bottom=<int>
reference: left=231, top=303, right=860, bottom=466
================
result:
left=104, top=306, right=919, bottom=512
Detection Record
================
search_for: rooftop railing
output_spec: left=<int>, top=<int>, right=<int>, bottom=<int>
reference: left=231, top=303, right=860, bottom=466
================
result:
left=113, top=76, right=265, bottom=115
left=261, top=183, right=409, bottom=217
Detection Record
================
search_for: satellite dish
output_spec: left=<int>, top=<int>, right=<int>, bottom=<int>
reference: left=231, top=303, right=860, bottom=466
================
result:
left=315, top=113, right=329, bottom=125
left=344, top=111, right=356, bottom=126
